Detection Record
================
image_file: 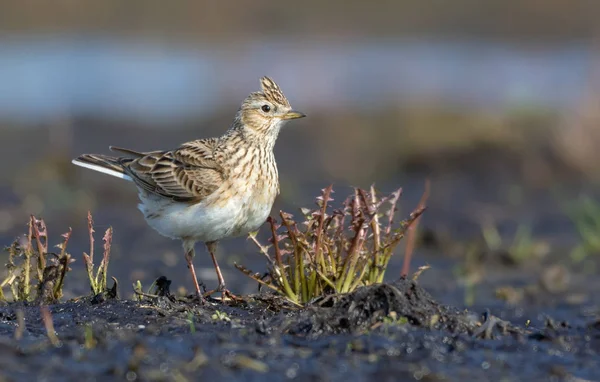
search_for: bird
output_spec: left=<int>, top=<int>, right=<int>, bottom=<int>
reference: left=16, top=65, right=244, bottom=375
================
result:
left=72, top=76, right=305, bottom=301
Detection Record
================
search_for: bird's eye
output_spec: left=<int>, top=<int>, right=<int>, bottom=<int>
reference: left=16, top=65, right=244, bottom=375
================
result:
left=261, top=105, right=271, bottom=112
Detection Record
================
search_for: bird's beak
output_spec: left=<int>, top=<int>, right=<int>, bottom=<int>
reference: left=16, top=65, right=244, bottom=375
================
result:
left=281, top=110, right=306, bottom=120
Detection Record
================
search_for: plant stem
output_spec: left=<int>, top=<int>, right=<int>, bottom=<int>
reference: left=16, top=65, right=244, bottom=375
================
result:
left=401, top=179, right=430, bottom=278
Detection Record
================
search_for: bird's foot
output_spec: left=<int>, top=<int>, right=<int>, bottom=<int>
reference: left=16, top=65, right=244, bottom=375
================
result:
left=191, top=291, right=206, bottom=305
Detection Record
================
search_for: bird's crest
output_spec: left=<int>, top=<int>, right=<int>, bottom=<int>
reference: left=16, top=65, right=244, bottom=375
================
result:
left=259, top=76, right=290, bottom=107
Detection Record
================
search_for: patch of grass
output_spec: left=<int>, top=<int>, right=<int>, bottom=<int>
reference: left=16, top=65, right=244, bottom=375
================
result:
left=481, top=220, right=549, bottom=264
left=236, top=185, right=426, bottom=305
left=0, top=212, right=115, bottom=303
left=567, top=196, right=600, bottom=262
left=452, top=245, right=482, bottom=307
left=1, top=216, right=74, bottom=303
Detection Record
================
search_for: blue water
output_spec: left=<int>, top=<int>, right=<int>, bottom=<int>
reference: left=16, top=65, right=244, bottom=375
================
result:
left=0, top=36, right=593, bottom=124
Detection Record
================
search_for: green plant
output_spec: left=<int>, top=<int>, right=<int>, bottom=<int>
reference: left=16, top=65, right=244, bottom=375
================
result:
left=481, top=220, right=548, bottom=264
left=567, top=196, right=600, bottom=261
left=83, top=212, right=113, bottom=295
left=84, top=324, right=97, bottom=349
left=236, top=185, right=425, bottom=305
left=211, top=310, right=230, bottom=322
left=1, top=216, right=73, bottom=303
left=188, top=312, right=197, bottom=333
left=41, top=305, right=60, bottom=347
left=132, top=280, right=143, bottom=301
left=382, top=311, right=408, bottom=326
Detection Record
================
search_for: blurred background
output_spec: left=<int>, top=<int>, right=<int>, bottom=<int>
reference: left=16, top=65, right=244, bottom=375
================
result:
left=1, top=1, right=600, bottom=308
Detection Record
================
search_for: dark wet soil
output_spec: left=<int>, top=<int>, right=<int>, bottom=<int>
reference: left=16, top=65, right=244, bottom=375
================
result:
left=1, top=278, right=599, bottom=382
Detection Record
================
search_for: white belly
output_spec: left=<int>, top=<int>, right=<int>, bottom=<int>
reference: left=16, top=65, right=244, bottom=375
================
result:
left=137, top=186, right=275, bottom=243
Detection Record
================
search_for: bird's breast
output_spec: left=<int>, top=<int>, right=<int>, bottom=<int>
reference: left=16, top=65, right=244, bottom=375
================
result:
left=228, top=175, right=278, bottom=236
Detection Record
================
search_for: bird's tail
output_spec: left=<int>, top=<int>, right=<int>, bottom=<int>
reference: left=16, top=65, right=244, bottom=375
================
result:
left=72, top=154, right=133, bottom=181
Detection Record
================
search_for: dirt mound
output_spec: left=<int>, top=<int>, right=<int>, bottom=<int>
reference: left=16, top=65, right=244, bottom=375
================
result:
left=280, top=278, right=477, bottom=336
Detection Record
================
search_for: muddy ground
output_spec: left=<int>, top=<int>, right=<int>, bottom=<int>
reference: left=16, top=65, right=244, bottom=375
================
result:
left=0, top=275, right=599, bottom=382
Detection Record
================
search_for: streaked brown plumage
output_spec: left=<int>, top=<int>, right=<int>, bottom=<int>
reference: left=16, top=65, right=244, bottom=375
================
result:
left=73, top=77, right=305, bottom=300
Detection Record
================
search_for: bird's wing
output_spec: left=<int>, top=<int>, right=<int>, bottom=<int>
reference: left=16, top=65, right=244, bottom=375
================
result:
left=122, top=138, right=226, bottom=202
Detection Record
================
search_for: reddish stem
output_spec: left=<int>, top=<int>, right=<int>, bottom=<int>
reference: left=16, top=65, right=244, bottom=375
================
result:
left=401, top=179, right=430, bottom=278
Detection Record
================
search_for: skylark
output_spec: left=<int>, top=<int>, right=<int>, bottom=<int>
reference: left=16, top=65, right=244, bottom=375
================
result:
left=72, top=77, right=305, bottom=300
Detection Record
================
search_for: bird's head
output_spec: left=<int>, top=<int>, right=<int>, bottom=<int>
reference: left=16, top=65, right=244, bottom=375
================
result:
left=235, top=77, right=305, bottom=141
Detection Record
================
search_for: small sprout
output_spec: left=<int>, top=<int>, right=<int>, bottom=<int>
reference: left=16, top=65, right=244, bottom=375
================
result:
left=41, top=305, right=60, bottom=347
left=84, top=324, right=97, bottom=349
left=567, top=196, right=600, bottom=261
left=83, top=212, right=114, bottom=296
left=211, top=310, right=230, bottom=322
left=188, top=312, right=196, bottom=333
left=132, top=280, right=147, bottom=301
left=373, top=311, right=409, bottom=331
left=382, top=311, right=408, bottom=326
left=481, top=221, right=549, bottom=264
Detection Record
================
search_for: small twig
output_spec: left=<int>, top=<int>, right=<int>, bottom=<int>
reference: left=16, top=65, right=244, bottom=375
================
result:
left=247, top=232, right=275, bottom=267
left=412, top=264, right=431, bottom=281
left=133, top=286, right=161, bottom=299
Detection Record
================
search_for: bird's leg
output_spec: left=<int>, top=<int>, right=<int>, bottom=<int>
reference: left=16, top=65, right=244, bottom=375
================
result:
left=183, top=240, right=203, bottom=301
left=204, top=241, right=240, bottom=301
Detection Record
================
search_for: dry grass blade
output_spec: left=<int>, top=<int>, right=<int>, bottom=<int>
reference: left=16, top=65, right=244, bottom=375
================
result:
left=412, top=264, right=431, bottom=281
left=233, top=263, right=278, bottom=292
